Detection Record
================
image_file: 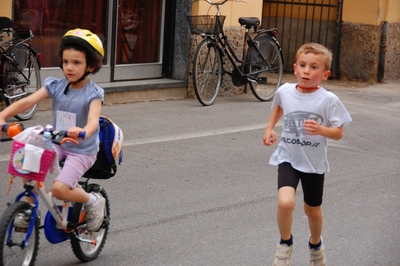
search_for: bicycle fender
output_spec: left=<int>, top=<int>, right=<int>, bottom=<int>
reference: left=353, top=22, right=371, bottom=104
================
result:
left=254, top=33, right=284, bottom=65
left=25, top=45, right=42, bottom=69
left=87, top=183, right=103, bottom=193
left=43, top=206, right=72, bottom=244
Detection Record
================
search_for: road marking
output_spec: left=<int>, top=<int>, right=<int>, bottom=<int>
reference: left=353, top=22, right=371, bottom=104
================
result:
left=0, top=154, right=8, bottom=162
left=0, top=123, right=270, bottom=162
left=123, top=123, right=269, bottom=146
left=0, top=120, right=361, bottom=162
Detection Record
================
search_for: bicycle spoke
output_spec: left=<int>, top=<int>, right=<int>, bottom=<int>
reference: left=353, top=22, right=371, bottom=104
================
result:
left=4, top=44, right=40, bottom=120
left=193, top=39, right=222, bottom=106
left=247, top=34, right=283, bottom=101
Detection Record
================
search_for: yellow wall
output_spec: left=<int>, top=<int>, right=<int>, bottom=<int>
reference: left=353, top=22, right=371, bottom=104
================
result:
left=383, top=0, right=400, bottom=22
left=0, top=1, right=12, bottom=18
left=343, top=0, right=400, bottom=25
left=192, top=0, right=263, bottom=27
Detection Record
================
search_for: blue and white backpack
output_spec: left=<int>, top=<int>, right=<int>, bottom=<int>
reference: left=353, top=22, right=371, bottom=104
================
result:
left=84, top=116, right=124, bottom=179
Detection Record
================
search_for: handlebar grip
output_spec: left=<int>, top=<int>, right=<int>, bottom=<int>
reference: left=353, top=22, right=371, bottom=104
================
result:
left=1, top=122, right=24, bottom=141
left=62, top=130, right=86, bottom=140
left=78, top=132, right=86, bottom=140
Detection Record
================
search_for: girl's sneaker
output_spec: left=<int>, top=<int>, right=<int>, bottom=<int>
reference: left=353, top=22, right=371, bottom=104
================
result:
left=273, top=243, right=293, bottom=266
left=309, top=236, right=326, bottom=266
left=84, top=193, right=106, bottom=232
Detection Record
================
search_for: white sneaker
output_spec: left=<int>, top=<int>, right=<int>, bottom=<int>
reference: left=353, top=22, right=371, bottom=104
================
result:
left=84, top=193, right=105, bottom=232
left=273, top=243, right=293, bottom=266
left=309, top=236, right=326, bottom=266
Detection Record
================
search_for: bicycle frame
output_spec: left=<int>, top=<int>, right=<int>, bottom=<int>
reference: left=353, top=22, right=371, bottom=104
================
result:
left=207, top=27, right=283, bottom=81
left=190, top=0, right=284, bottom=105
left=0, top=123, right=110, bottom=264
left=8, top=179, right=81, bottom=247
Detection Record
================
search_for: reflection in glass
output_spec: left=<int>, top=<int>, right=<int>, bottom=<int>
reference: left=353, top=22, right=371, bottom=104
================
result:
left=116, top=0, right=162, bottom=65
left=13, top=0, right=108, bottom=67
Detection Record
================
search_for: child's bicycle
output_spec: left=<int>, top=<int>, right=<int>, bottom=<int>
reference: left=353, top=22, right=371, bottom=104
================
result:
left=187, top=0, right=284, bottom=106
left=0, top=123, right=110, bottom=265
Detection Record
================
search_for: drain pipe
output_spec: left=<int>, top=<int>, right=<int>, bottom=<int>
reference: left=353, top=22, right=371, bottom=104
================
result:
left=378, top=21, right=388, bottom=82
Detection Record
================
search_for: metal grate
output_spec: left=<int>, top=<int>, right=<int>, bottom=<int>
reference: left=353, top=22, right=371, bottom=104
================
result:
left=262, top=0, right=342, bottom=78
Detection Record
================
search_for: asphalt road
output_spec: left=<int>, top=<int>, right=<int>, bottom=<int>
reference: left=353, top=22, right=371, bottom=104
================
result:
left=0, top=80, right=399, bottom=265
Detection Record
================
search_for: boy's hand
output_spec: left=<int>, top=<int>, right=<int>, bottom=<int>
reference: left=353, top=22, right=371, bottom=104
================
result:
left=303, top=119, right=320, bottom=135
left=263, top=128, right=277, bottom=146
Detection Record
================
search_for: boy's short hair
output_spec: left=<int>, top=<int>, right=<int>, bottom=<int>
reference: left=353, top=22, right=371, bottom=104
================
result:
left=295, top=43, right=332, bottom=71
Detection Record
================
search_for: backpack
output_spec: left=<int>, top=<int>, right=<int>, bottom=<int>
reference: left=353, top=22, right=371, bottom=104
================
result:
left=83, top=116, right=124, bottom=179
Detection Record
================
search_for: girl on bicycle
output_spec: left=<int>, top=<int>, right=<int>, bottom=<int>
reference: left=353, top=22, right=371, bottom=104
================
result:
left=0, top=29, right=106, bottom=232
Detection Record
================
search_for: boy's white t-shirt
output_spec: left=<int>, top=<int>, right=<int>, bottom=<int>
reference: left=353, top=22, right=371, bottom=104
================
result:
left=269, top=83, right=352, bottom=174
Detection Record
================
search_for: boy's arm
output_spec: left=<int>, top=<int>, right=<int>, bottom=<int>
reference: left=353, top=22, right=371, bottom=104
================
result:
left=303, top=119, right=344, bottom=140
left=263, top=105, right=283, bottom=146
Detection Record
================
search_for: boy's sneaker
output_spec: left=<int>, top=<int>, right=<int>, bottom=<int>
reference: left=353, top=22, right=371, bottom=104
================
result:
left=84, top=193, right=106, bottom=232
left=309, top=237, right=326, bottom=266
left=273, top=243, right=293, bottom=266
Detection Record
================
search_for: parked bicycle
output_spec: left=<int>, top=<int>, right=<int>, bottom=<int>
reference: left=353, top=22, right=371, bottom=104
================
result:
left=0, top=17, right=41, bottom=120
left=187, top=0, right=284, bottom=106
left=0, top=123, right=110, bottom=265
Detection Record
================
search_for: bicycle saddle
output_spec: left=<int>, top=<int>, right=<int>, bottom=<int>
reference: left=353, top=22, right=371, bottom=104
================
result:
left=238, top=17, right=260, bottom=29
left=0, top=17, right=13, bottom=29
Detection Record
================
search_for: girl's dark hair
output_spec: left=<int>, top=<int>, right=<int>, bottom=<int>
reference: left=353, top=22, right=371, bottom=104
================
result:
left=59, top=43, right=103, bottom=74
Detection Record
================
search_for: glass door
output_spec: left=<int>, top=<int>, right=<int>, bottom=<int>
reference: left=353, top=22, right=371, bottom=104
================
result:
left=113, top=0, right=164, bottom=81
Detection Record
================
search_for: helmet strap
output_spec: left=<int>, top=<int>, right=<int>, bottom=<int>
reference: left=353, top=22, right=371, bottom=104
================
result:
left=64, top=71, right=90, bottom=95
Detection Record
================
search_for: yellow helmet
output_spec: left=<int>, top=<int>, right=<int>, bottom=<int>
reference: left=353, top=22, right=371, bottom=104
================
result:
left=61, top=29, right=104, bottom=57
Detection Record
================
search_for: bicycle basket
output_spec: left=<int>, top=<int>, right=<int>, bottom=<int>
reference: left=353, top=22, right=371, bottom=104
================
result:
left=187, top=15, right=226, bottom=35
left=8, top=141, right=55, bottom=182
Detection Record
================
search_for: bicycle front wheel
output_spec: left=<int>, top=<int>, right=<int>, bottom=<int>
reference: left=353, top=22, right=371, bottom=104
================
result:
left=193, top=38, right=222, bottom=106
left=0, top=201, right=39, bottom=266
left=4, top=43, right=41, bottom=121
left=246, top=34, right=283, bottom=101
left=70, top=185, right=110, bottom=262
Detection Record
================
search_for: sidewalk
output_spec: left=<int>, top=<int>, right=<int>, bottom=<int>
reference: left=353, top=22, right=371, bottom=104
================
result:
left=96, top=73, right=375, bottom=107
left=3, top=74, right=397, bottom=112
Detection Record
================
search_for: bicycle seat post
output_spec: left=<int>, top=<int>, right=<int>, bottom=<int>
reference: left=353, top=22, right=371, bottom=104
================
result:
left=215, top=4, right=221, bottom=16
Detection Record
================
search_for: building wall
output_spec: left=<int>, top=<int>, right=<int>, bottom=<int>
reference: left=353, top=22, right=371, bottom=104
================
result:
left=0, top=2, right=12, bottom=17
left=341, top=0, right=400, bottom=81
left=3, top=0, right=399, bottom=85
left=192, top=1, right=262, bottom=27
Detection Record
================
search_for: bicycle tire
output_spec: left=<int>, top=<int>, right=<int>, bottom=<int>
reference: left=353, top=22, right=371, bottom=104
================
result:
left=70, top=185, right=110, bottom=262
left=193, top=38, right=222, bottom=106
left=0, top=201, right=39, bottom=266
left=4, top=43, right=41, bottom=121
left=246, top=34, right=283, bottom=101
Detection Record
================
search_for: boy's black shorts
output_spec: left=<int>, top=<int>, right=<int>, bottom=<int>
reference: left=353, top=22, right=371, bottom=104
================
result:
left=278, top=162, right=325, bottom=207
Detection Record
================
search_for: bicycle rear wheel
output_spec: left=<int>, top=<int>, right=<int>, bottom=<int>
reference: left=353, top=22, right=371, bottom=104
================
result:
left=70, top=185, right=110, bottom=262
left=4, top=43, right=41, bottom=121
left=193, top=38, right=222, bottom=106
left=246, top=34, right=283, bottom=101
left=0, top=201, right=39, bottom=266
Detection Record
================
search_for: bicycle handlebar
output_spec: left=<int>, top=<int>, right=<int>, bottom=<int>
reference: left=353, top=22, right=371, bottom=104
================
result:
left=1, top=123, right=86, bottom=144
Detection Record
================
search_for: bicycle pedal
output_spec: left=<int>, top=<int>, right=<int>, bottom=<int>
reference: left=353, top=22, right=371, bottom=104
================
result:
left=102, top=216, right=110, bottom=227
left=247, top=77, right=257, bottom=83
left=257, top=77, right=267, bottom=84
left=14, top=227, right=27, bottom=233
